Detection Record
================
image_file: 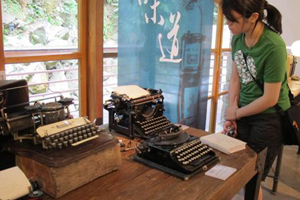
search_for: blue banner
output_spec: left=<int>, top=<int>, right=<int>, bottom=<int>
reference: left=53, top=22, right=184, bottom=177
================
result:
left=118, top=0, right=214, bottom=129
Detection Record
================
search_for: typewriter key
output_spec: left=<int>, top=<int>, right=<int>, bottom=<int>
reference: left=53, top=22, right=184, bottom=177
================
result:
left=63, top=141, right=68, bottom=147
left=73, top=137, right=78, bottom=143
left=69, top=139, right=73, bottom=144
left=58, top=143, right=63, bottom=149
left=51, top=143, right=57, bottom=148
left=79, top=136, right=83, bottom=140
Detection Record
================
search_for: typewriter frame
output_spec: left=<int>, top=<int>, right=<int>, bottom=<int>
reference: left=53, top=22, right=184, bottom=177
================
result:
left=104, top=88, right=166, bottom=138
left=0, top=95, right=73, bottom=144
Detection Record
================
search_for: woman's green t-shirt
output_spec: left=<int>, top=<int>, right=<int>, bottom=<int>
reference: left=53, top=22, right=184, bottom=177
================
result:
left=231, top=26, right=290, bottom=113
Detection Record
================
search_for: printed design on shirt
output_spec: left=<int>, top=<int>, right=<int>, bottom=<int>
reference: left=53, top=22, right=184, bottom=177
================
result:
left=234, top=50, right=257, bottom=84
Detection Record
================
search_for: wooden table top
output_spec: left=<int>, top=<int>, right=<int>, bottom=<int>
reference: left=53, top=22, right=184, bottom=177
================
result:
left=42, top=128, right=257, bottom=200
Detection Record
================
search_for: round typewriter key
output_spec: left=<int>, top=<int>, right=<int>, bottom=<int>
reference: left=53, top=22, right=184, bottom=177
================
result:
left=45, top=137, right=51, bottom=143
left=79, top=136, right=83, bottom=140
left=51, top=143, right=57, bottom=148
left=69, top=139, right=73, bottom=144
left=54, top=139, right=58, bottom=143
left=78, top=131, right=83, bottom=136
left=88, top=132, right=92, bottom=137
left=59, top=137, right=64, bottom=142
left=73, top=137, right=78, bottom=143
left=69, top=134, right=73, bottom=139
left=63, top=141, right=68, bottom=147
left=73, top=132, right=78, bottom=137
left=50, top=135, right=55, bottom=140
left=58, top=143, right=63, bottom=149
left=92, top=131, right=96, bottom=136
left=64, top=135, right=69, bottom=140
left=83, top=134, right=87, bottom=139
left=82, top=130, right=87, bottom=135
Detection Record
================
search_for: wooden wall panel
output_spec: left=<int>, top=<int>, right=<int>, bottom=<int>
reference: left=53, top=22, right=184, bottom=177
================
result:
left=86, top=0, right=104, bottom=122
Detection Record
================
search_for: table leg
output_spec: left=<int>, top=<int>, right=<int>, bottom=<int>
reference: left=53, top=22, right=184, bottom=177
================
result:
left=271, top=145, right=284, bottom=194
left=245, top=147, right=268, bottom=200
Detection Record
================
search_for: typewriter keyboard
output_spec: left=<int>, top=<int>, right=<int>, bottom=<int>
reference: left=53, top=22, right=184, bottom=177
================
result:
left=36, top=117, right=101, bottom=149
left=135, top=116, right=172, bottom=136
left=170, top=138, right=215, bottom=172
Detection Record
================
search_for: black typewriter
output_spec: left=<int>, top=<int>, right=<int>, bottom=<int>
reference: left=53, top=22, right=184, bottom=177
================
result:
left=104, top=85, right=173, bottom=138
left=134, top=128, right=219, bottom=180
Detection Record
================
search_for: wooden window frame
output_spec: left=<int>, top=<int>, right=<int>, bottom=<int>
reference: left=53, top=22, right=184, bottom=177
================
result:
left=0, top=0, right=104, bottom=122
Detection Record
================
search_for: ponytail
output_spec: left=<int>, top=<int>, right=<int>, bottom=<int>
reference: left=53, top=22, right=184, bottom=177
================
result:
left=265, top=3, right=283, bottom=34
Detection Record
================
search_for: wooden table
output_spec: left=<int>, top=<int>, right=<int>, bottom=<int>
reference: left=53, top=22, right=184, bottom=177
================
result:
left=40, top=128, right=259, bottom=200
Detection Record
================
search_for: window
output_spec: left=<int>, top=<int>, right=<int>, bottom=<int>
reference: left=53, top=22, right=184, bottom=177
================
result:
left=1, top=0, right=84, bottom=117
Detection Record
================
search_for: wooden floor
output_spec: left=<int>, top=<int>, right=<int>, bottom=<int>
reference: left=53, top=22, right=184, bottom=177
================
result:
left=262, top=146, right=300, bottom=200
left=233, top=146, right=300, bottom=200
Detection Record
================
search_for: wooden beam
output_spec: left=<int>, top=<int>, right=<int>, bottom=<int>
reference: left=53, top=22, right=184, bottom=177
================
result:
left=78, top=0, right=88, bottom=117
left=4, top=52, right=82, bottom=64
left=0, top=1, right=4, bottom=71
left=209, top=3, right=224, bottom=133
left=86, top=0, right=104, bottom=122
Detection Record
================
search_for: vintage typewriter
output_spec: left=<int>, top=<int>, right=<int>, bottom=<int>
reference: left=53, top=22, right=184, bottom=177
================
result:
left=0, top=80, right=101, bottom=149
left=105, top=85, right=219, bottom=179
left=134, top=128, right=219, bottom=180
left=104, top=85, right=173, bottom=138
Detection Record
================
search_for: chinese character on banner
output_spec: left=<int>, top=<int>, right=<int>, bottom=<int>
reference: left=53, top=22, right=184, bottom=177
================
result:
left=158, top=12, right=182, bottom=63
left=138, top=0, right=182, bottom=63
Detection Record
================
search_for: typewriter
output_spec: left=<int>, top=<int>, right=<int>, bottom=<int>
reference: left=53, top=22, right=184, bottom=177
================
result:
left=104, top=85, right=173, bottom=138
left=105, top=85, right=219, bottom=179
left=134, top=128, right=219, bottom=180
left=0, top=80, right=101, bottom=149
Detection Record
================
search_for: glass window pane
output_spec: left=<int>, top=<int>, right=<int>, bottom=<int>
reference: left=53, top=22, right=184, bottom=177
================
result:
left=222, top=24, right=232, bottom=48
left=215, top=94, right=228, bottom=133
left=103, top=57, right=118, bottom=124
left=205, top=98, right=212, bottom=132
left=211, top=3, right=219, bottom=49
left=2, top=0, right=78, bottom=50
left=5, top=60, right=79, bottom=117
left=104, top=0, right=118, bottom=48
left=219, top=52, right=232, bottom=93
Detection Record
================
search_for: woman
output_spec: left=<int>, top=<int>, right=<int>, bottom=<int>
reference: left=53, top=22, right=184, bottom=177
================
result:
left=222, top=0, right=290, bottom=199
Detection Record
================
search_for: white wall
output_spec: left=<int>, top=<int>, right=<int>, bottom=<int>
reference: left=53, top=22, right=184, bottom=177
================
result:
left=269, top=0, right=300, bottom=75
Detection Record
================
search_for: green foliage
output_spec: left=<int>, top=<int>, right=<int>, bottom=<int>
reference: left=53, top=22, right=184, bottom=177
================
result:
left=3, top=0, right=78, bottom=36
left=2, top=0, right=25, bottom=18
left=104, top=0, right=118, bottom=42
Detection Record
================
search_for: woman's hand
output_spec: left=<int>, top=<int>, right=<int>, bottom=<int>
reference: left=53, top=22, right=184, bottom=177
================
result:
left=225, top=97, right=239, bottom=121
left=222, top=120, right=237, bottom=138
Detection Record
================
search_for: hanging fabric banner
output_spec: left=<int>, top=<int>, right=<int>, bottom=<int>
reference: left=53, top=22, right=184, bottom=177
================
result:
left=118, top=0, right=214, bottom=129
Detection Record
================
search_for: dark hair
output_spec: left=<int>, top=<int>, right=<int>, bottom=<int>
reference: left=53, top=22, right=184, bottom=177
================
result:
left=222, top=0, right=282, bottom=34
